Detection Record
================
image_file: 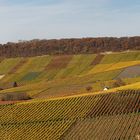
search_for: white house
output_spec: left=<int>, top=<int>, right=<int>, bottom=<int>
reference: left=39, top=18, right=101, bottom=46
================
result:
left=103, top=87, right=109, bottom=91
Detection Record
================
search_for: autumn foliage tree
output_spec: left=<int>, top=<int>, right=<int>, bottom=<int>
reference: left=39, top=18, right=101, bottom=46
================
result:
left=0, top=37, right=139, bottom=57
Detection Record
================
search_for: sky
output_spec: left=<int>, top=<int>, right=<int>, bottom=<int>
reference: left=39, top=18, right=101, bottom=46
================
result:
left=0, top=0, right=140, bottom=43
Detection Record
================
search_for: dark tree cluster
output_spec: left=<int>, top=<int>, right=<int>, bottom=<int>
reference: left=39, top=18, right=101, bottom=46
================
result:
left=0, top=92, right=31, bottom=101
left=0, top=37, right=140, bottom=57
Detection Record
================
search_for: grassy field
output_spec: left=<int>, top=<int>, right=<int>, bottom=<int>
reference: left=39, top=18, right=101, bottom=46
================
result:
left=100, top=51, right=140, bottom=64
left=0, top=58, right=22, bottom=75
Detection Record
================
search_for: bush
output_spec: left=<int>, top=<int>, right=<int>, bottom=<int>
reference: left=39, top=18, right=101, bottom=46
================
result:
left=86, top=86, right=93, bottom=92
left=0, top=92, right=32, bottom=101
left=113, top=78, right=126, bottom=88
left=13, top=82, right=18, bottom=87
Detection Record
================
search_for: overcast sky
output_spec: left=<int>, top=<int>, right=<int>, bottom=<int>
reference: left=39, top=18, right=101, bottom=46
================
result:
left=0, top=0, right=140, bottom=43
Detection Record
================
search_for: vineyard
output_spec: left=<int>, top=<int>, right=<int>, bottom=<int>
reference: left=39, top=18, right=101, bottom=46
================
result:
left=0, top=51, right=140, bottom=98
left=0, top=51, right=140, bottom=139
left=0, top=90, right=140, bottom=139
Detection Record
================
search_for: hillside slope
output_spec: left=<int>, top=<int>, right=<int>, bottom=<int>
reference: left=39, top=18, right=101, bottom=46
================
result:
left=0, top=51, right=140, bottom=140
left=0, top=51, right=140, bottom=99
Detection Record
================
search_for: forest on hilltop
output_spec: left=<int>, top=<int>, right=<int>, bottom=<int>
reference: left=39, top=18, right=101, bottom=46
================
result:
left=0, top=37, right=140, bottom=57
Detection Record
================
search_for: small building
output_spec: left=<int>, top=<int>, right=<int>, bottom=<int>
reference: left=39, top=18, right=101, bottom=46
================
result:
left=103, top=87, right=109, bottom=91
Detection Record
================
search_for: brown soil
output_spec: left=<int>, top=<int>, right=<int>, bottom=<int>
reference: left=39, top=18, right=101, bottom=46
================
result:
left=91, top=54, right=104, bottom=66
left=45, top=55, right=73, bottom=70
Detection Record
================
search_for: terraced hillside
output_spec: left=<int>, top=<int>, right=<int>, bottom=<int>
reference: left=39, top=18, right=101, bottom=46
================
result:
left=0, top=51, right=140, bottom=99
left=0, top=90, right=140, bottom=139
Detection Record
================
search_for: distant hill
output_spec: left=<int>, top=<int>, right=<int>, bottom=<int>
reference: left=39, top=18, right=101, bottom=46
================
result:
left=0, top=36, right=140, bottom=57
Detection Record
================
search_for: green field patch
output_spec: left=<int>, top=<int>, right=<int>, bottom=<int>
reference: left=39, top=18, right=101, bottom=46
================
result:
left=38, top=70, right=59, bottom=81
left=2, top=55, right=52, bottom=84
left=21, top=72, right=41, bottom=82
left=0, top=58, right=21, bottom=74
left=87, top=63, right=113, bottom=75
left=101, top=51, right=140, bottom=64
left=56, top=54, right=96, bottom=78
left=8, top=58, right=28, bottom=74
left=17, top=55, right=52, bottom=73
left=26, top=55, right=52, bottom=72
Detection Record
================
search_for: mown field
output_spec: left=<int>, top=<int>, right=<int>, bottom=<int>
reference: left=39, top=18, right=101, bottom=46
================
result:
left=0, top=51, right=140, bottom=140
